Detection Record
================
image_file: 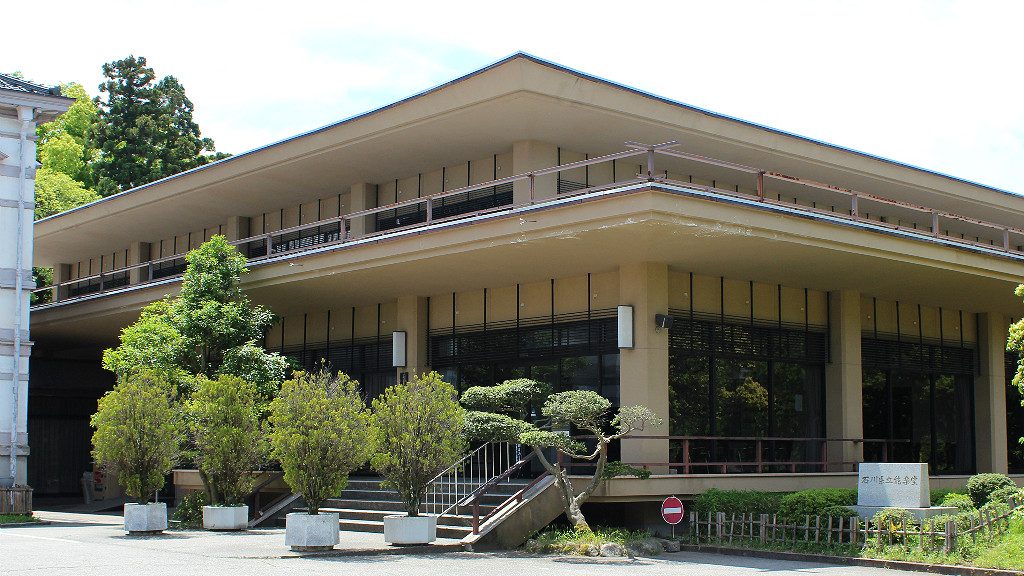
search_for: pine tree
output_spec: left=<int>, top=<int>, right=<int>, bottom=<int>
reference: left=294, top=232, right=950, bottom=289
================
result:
left=91, top=55, right=228, bottom=195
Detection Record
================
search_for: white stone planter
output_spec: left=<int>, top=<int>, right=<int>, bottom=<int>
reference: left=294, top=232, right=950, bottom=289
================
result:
left=285, top=512, right=339, bottom=551
left=383, top=514, right=437, bottom=545
left=202, top=505, right=248, bottom=530
left=124, top=502, right=167, bottom=534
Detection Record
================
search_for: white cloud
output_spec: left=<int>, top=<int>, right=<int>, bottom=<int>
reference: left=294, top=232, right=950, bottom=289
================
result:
left=6, top=0, right=1022, bottom=192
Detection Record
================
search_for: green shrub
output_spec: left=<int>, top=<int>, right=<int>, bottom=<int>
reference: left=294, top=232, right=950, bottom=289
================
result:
left=988, top=485, right=1020, bottom=506
left=601, top=461, right=652, bottom=480
left=940, top=492, right=976, bottom=513
left=819, top=505, right=857, bottom=517
left=871, top=508, right=919, bottom=534
left=694, top=489, right=788, bottom=516
left=268, top=369, right=372, bottom=515
left=966, top=473, right=1016, bottom=506
left=371, top=371, right=466, bottom=516
left=778, top=488, right=857, bottom=520
left=90, top=371, right=184, bottom=502
left=172, top=491, right=208, bottom=527
left=930, top=488, right=965, bottom=506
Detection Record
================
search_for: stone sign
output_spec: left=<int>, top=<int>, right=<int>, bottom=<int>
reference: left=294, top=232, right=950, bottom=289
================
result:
left=856, top=462, right=929, bottom=509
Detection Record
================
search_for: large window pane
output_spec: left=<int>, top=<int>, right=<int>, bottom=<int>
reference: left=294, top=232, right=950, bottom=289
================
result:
left=862, top=369, right=889, bottom=462
left=669, top=356, right=710, bottom=436
left=561, top=356, right=599, bottom=393
left=714, top=359, right=769, bottom=437
left=600, top=354, right=620, bottom=407
left=771, top=362, right=823, bottom=469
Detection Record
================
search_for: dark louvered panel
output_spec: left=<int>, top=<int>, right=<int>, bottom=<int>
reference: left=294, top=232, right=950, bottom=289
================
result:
left=668, top=313, right=828, bottom=364
left=429, top=309, right=617, bottom=367
left=377, top=183, right=513, bottom=232
left=557, top=179, right=587, bottom=194
left=271, top=223, right=343, bottom=254
left=151, top=258, right=187, bottom=279
left=861, top=334, right=974, bottom=375
left=283, top=335, right=393, bottom=375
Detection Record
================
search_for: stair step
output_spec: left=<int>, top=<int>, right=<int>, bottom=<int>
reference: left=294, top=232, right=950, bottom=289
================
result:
left=321, top=507, right=477, bottom=528
left=323, top=498, right=499, bottom=514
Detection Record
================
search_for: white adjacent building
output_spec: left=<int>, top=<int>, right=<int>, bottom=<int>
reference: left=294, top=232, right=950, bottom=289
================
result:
left=0, top=74, right=70, bottom=488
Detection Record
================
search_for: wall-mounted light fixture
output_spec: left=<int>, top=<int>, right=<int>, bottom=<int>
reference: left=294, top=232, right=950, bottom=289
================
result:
left=617, top=305, right=634, bottom=349
left=392, top=331, right=407, bottom=367
left=654, top=313, right=674, bottom=332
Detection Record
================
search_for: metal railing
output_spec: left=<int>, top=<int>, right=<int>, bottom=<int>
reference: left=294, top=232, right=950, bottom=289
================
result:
left=420, top=441, right=522, bottom=517
left=612, top=435, right=913, bottom=474
left=33, top=140, right=1024, bottom=306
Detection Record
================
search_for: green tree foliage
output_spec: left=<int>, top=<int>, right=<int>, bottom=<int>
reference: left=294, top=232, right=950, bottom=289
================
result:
left=33, top=168, right=100, bottom=220
left=1008, top=285, right=1024, bottom=449
left=91, top=55, right=228, bottom=195
left=36, top=82, right=98, bottom=186
left=187, top=375, right=266, bottom=506
left=102, top=236, right=287, bottom=400
left=90, top=371, right=183, bottom=502
left=463, top=381, right=660, bottom=531
left=370, top=372, right=466, bottom=516
left=967, top=473, right=1016, bottom=507
left=269, top=370, right=372, bottom=515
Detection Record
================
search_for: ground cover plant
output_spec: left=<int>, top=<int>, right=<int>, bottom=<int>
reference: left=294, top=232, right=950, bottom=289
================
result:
left=524, top=526, right=660, bottom=556
left=0, top=514, right=38, bottom=524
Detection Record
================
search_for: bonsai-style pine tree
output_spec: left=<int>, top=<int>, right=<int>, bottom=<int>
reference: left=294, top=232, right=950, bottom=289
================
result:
left=462, top=379, right=660, bottom=531
left=268, top=369, right=372, bottom=515
left=187, top=375, right=266, bottom=506
left=370, top=372, right=466, bottom=516
left=91, top=371, right=184, bottom=503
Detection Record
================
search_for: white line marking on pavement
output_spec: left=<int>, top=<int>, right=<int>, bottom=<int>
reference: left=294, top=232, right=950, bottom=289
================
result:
left=0, top=532, right=83, bottom=544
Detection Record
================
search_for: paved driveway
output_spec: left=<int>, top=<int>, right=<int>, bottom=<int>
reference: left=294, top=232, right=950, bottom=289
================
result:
left=1, top=512, right=923, bottom=576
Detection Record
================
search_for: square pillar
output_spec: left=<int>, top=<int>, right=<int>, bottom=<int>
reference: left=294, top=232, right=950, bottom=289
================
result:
left=395, top=296, right=429, bottom=380
left=53, top=263, right=73, bottom=301
left=349, top=182, right=377, bottom=237
left=825, top=289, right=863, bottom=470
left=225, top=216, right=251, bottom=242
left=127, top=242, right=152, bottom=284
left=618, top=262, right=669, bottom=472
left=512, top=140, right=558, bottom=205
left=976, top=312, right=1009, bottom=473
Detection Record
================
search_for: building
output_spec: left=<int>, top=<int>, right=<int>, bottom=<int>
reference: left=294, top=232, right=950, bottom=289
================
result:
left=28, top=55, right=1024, bottom=509
left=0, top=74, right=71, bottom=490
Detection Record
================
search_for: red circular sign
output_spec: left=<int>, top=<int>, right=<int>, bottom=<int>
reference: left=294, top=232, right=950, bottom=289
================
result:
left=661, top=496, right=684, bottom=525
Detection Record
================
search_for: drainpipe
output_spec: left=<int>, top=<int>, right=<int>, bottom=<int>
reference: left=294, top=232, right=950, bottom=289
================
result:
left=9, top=105, right=34, bottom=486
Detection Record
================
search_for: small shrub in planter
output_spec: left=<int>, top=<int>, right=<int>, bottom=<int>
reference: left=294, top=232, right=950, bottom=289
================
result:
left=269, top=369, right=372, bottom=550
left=91, top=371, right=183, bottom=534
left=187, top=375, right=266, bottom=530
left=778, top=488, right=856, bottom=520
left=966, top=473, right=1016, bottom=506
left=370, top=372, right=465, bottom=545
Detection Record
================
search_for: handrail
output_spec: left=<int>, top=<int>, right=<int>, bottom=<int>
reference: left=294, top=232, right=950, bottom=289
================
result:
left=469, top=450, right=544, bottom=535
left=421, top=441, right=520, bottom=518
left=33, top=141, right=1024, bottom=306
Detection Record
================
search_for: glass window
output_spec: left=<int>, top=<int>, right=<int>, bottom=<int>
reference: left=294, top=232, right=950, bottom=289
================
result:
left=561, top=356, right=598, bottom=394
left=669, top=356, right=710, bottom=436
left=601, top=354, right=621, bottom=407
left=714, top=359, right=769, bottom=437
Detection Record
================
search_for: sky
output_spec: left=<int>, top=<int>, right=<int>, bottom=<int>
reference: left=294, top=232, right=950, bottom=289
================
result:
left=6, top=0, right=1023, bottom=194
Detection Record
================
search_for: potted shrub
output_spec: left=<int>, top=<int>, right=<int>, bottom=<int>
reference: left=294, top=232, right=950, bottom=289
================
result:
left=90, top=371, right=183, bottom=535
left=269, top=369, right=372, bottom=551
left=187, top=374, right=265, bottom=530
left=370, top=372, right=465, bottom=545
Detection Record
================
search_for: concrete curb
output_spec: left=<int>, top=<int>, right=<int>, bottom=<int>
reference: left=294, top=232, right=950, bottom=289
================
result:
left=275, top=542, right=466, bottom=559
left=677, top=543, right=1021, bottom=576
left=0, top=521, right=48, bottom=528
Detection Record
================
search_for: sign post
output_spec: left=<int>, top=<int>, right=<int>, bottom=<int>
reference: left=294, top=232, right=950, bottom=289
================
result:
left=661, top=496, right=684, bottom=539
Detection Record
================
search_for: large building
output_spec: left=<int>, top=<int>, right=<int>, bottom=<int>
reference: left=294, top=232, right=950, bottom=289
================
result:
left=0, top=74, right=71, bottom=490
left=27, top=54, right=1024, bottom=505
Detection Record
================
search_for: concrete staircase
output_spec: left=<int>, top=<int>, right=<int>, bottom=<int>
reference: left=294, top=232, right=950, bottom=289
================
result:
left=306, top=477, right=532, bottom=540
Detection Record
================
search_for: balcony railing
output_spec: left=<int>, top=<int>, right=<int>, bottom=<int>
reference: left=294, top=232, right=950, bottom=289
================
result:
left=33, top=141, right=1024, bottom=307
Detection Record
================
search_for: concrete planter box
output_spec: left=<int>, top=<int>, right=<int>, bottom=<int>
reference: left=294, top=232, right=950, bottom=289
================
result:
left=124, top=502, right=167, bottom=534
left=202, top=505, right=248, bottom=530
left=285, top=512, right=339, bottom=551
left=383, top=514, right=437, bottom=545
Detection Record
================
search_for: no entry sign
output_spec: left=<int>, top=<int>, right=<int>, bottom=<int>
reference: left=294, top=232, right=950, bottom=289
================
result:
left=661, top=496, right=684, bottom=525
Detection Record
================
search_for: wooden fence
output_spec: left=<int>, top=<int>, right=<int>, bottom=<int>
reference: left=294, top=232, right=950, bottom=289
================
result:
left=689, top=494, right=1022, bottom=555
left=0, top=487, right=32, bottom=515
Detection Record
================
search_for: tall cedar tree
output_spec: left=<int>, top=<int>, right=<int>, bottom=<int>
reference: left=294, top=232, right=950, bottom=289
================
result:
left=91, top=55, right=228, bottom=195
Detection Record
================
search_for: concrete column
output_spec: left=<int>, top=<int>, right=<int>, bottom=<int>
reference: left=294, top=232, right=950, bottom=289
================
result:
left=976, top=312, right=1009, bottom=473
left=53, top=263, right=73, bottom=301
left=349, top=182, right=378, bottom=237
left=512, top=140, right=558, bottom=205
left=618, top=262, right=669, bottom=472
left=225, top=216, right=251, bottom=242
left=395, top=296, right=429, bottom=381
left=127, top=242, right=152, bottom=285
left=825, top=290, right=863, bottom=470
